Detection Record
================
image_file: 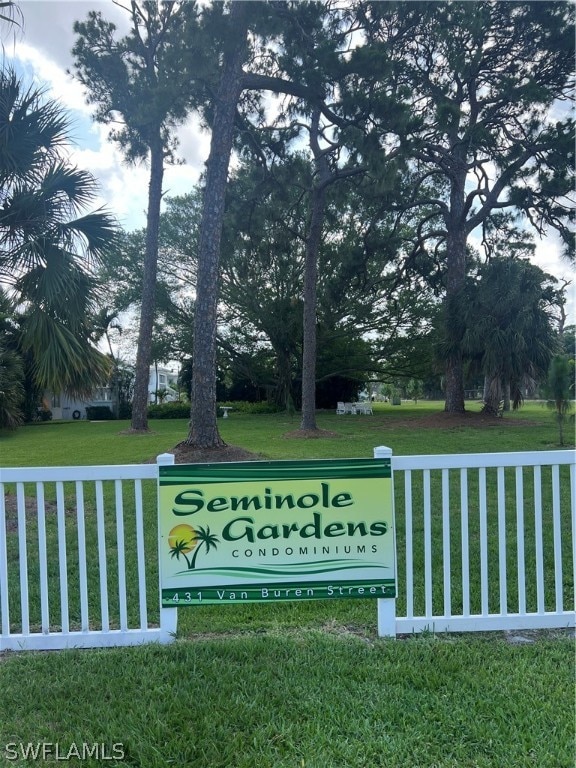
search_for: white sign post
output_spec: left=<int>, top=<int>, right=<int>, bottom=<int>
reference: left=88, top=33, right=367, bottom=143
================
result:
left=374, top=446, right=396, bottom=637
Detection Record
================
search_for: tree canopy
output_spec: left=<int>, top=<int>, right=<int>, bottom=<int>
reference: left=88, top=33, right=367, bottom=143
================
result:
left=9, top=0, right=570, bottom=439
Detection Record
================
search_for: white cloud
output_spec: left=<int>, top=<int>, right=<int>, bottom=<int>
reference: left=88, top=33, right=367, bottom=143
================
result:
left=16, top=1, right=129, bottom=68
left=534, top=234, right=574, bottom=326
left=5, top=1, right=209, bottom=232
left=9, top=41, right=89, bottom=112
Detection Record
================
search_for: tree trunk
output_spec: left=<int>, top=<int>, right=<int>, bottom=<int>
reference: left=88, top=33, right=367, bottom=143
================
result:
left=503, top=381, right=511, bottom=411
left=482, top=373, right=502, bottom=416
left=186, top=3, right=249, bottom=448
left=299, top=182, right=327, bottom=431
left=130, top=134, right=164, bottom=431
left=273, top=346, right=295, bottom=412
left=444, top=175, right=467, bottom=414
left=299, top=109, right=330, bottom=433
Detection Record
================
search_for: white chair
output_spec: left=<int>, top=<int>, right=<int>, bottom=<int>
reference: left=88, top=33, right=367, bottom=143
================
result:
left=336, top=402, right=346, bottom=415
left=344, top=402, right=355, bottom=414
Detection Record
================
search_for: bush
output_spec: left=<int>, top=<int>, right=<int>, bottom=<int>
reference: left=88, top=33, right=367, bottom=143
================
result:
left=85, top=405, right=113, bottom=420
left=148, top=402, right=190, bottom=419
left=147, top=400, right=282, bottom=420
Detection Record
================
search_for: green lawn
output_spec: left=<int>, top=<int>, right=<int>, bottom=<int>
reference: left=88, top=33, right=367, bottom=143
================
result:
left=0, top=400, right=570, bottom=468
left=0, top=401, right=573, bottom=768
left=0, top=634, right=572, bottom=768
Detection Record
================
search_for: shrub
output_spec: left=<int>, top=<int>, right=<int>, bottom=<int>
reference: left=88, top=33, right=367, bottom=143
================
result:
left=148, top=402, right=190, bottom=419
left=85, top=405, right=112, bottom=420
left=147, top=400, right=282, bottom=420
left=85, top=405, right=113, bottom=420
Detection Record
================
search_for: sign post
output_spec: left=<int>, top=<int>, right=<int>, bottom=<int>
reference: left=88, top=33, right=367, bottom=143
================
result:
left=156, top=452, right=178, bottom=640
left=374, top=446, right=396, bottom=637
left=158, top=452, right=396, bottom=632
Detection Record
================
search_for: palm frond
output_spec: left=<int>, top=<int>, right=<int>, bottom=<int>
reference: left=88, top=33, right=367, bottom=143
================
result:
left=0, top=70, right=69, bottom=187
left=58, top=210, right=119, bottom=263
left=20, top=309, right=111, bottom=398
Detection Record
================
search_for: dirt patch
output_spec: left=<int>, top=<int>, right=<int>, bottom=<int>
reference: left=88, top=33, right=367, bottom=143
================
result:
left=2, top=496, right=59, bottom=531
left=166, top=442, right=262, bottom=465
left=282, top=428, right=340, bottom=439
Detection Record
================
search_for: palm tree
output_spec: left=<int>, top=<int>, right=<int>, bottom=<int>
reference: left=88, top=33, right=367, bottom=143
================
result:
left=0, top=1, right=22, bottom=33
left=461, top=258, right=558, bottom=416
left=546, top=355, right=574, bottom=446
left=0, top=68, right=117, bottom=403
left=169, top=539, right=194, bottom=571
left=188, top=526, right=219, bottom=570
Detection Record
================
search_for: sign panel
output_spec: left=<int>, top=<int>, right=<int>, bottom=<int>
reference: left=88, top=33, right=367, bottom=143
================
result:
left=158, top=458, right=394, bottom=606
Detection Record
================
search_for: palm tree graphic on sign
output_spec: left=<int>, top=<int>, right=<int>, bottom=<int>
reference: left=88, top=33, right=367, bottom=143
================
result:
left=168, top=524, right=219, bottom=570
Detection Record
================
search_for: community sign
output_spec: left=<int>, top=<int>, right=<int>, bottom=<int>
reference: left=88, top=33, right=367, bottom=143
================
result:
left=158, top=458, right=395, bottom=606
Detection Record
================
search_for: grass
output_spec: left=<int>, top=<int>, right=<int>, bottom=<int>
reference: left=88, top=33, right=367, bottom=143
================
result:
left=0, top=400, right=570, bottom=467
left=0, top=634, right=573, bottom=768
left=0, top=401, right=574, bottom=768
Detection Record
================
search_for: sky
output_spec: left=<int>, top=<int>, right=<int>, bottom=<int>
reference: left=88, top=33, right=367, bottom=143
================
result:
left=3, top=0, right=210, bottom=232
left=4, top=0, right=575, bottom=324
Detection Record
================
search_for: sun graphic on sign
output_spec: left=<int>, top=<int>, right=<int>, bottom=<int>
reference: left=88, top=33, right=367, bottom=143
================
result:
left=168, top=524, right=197, bottom=552
left=168, top=523, right=219, bottom=571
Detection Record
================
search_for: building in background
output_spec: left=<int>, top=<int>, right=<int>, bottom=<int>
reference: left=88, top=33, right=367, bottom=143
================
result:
left=45, top=366, right=179, bottom=420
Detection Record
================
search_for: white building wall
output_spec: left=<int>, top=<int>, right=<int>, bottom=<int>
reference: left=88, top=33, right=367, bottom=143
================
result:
left=148, top=366, right=179, bottom=403
left=47, top=366, right=178, bottom=419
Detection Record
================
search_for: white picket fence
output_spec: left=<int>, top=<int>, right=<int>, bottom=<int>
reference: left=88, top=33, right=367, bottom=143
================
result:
left=0, top=455, right=177, bottom=651
left=0, top=449, right=573, bottom=650
left=378, top=448, right=575, bottom=635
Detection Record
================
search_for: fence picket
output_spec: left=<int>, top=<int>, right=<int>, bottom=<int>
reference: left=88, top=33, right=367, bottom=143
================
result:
left=0, top=484, right=9, bottom=636
left=442, top=469, right=451, bottom=618
left=76, top=481, right=89, bottom=632
left=478, top=468, right=489, bottom=617
left=17, top=483, right=29, bottom=635
left=134, top=479, right=148, bottom=631
left=497, top=466, right=507, bottom=615
left=423, top=469, right=432, bottom=618
left=36, top=482, right=50, bottom=633
left=95, top=480, right=109, bottom=632
left=572, top=463, right=576, bottom=613
left=460, top=468, right=470, bottom=617
left=115, top=480, right=128, bottom=632
left=404, top=471, right=414, bottom=619
left=56, top=482, right=69, bottom=634
left=551, top=464, right=563, bottom=613
left=515, top=467, right=526, bottom=615
left=533, top=466, right=545, bottom=614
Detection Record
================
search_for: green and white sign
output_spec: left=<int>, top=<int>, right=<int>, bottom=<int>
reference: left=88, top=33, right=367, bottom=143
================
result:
left=158, top=458, right=395, bottom=606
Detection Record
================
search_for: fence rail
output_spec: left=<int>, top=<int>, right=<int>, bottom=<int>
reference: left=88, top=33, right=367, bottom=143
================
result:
left=0, top=450, right=573, bottom=650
